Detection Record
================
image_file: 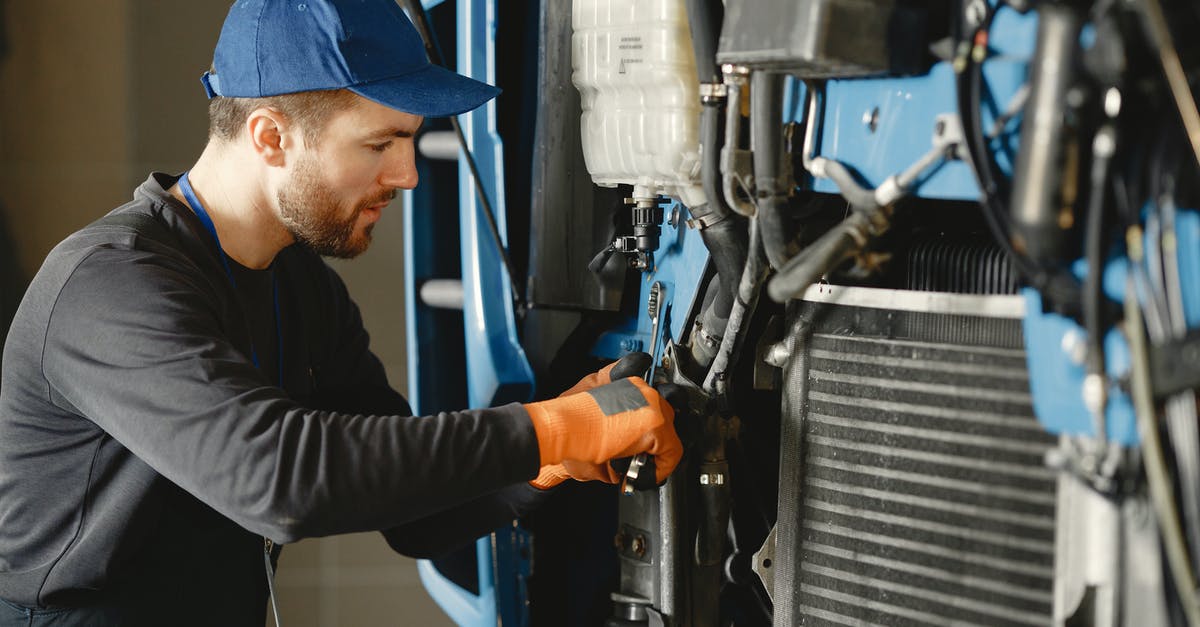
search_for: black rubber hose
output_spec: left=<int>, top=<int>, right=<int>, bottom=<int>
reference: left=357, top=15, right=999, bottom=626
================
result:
left=698, top=218, right=748, bottom=334
left=684, top=0, right=722, bottom=83
left=704, top=218, right=767, bottom=397
left=751, top=71, right=792, bottom=270
left=692, top=63, right=746, bottom=338
left=767, top=207, right=884, bottom=302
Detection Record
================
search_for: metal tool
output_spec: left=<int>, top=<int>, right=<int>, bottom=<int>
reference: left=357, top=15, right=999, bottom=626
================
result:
left=622, top=282, right=664, bottom=496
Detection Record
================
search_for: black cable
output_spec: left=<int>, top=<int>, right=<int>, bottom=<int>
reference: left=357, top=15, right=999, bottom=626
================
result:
left=398, top=0, right=525, bottom=312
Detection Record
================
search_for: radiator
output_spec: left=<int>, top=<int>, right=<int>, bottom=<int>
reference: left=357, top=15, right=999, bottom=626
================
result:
left=773, top=286, right=1058, bottom=626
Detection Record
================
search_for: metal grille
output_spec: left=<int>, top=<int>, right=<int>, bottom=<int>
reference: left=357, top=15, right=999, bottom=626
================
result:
left=775, top=291, right=1058, bottom=626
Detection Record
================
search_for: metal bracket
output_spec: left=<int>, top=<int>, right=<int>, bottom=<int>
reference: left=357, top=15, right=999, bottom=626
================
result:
left=751, top=524, right=777, bottom=602
left=1149, top=330, right=1200, bottom=398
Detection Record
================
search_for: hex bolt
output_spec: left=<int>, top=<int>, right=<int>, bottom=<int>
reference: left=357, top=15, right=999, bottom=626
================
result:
left=632, top=535, right=647, bottom=557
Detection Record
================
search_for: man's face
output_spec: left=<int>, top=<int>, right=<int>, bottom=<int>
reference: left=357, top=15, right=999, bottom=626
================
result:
left=277, top=96, right=422, bottom=258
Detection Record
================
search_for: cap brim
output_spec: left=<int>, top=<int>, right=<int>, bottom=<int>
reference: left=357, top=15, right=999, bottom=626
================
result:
left=350, top=64, right=500, bottom=118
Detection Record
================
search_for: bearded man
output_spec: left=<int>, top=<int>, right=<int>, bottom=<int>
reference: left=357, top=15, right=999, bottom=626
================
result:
left=0, top=1, right=681, bottom=624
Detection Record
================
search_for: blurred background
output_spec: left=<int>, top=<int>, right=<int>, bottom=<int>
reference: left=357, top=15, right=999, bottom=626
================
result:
left=0, top=2, right=453, bottom=624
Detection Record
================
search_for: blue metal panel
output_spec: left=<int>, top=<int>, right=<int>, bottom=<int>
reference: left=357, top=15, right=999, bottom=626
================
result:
left=493, top=523, right=532, bottom=627
left=1179, top=212, right=1200, bottom=327
left=416, top=0, right=536, bottom=624
left=801, top=6, right=1035, bottom=201
left=1022, top=288, right=1137, bottom=445
left=1022, top=209, right=1200, bottom=444
left=456, top=0, right=536, bottom=409
left=593, top=200, right=711, bottom=362
left=417, top=538, right=498, bottom=626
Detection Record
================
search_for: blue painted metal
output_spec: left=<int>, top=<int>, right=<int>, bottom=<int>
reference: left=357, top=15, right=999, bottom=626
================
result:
left=493, top=523, right=533, bottom=627
left=797, top=6, right=1035, bottom=202
left=593, top=200, right=712, bottom=362
left=413, top=0, right=535, bottom=624
left=1022, top=287, right=1137, bottom=445
left=456, top=0, right=536, bottom=410
left=417, top=537, right=498, bottom=626
left=1022, top=209, right=1200, bottom=444
left=1177, top=212, right=1200, bottom=327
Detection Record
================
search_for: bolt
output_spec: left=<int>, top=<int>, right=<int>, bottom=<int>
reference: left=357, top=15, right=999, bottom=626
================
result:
left=632, top=535, right=647, bottom=557
left=1061, top=330, right=1086, bottom=365
left=1104, top=87, right=1122, bottom=119
left=764, top=342, right=791, bottom=368
left=660, top=356, right=671, bottom=371
left=965, top=0, right=987, bottom=28
left=614, top=532, right=626, bottom=550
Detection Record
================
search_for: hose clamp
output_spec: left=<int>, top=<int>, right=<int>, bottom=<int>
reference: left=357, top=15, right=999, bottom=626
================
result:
left=699, top=82, right=727, bottom=104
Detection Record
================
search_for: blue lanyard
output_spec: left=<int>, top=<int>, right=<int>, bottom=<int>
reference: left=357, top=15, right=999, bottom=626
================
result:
left=179, top=172, right=283, bottom=386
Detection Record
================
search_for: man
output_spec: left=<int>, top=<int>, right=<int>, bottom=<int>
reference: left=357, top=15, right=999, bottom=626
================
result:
left=0, top=0, right=682, bottom=624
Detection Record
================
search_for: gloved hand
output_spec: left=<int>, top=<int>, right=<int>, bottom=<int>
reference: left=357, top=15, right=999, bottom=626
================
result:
left=560, top=352, right=651, bottom=397
left=530, top=353, right=652, bottom=489
left=525, top=376, right=682, bottom=488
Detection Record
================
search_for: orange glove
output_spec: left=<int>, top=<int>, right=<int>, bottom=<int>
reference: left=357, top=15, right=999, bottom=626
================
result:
left=525, top=377, right=682, bottom=486
left=530, top=353, right=653, bottom=489
left=560, top=352, right=651, bottom=397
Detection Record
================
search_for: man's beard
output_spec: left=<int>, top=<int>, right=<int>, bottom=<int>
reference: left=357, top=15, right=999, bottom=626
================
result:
left=277, top=158, right=393, bottom=259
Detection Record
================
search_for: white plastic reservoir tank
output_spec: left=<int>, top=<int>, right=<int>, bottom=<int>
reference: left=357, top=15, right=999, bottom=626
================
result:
left=571, top=0, right=706, bottom=207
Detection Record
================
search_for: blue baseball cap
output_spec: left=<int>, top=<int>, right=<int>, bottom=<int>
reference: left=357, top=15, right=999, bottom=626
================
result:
left=201, top=0, right=499, bottom=117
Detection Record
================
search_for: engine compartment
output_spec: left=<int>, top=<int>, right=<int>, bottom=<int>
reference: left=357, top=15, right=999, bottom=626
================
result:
left=402, top=0, right=1200, bottom=624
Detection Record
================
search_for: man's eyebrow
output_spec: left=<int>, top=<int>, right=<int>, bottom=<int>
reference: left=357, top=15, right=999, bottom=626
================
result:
left=368, top=127, right=418, bottom=139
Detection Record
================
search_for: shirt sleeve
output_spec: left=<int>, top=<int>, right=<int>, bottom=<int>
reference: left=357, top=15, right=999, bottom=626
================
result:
left=379, top=482, right=554, bottom=559
left=41, top=247, right=540, bottom=544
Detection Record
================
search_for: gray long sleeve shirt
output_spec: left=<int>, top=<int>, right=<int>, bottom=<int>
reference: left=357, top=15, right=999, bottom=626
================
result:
left=0, top=173, right=544, bottom=622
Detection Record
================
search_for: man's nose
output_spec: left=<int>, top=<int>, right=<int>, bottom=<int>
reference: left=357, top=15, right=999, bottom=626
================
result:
left=380, top=148, right=418, bottom=190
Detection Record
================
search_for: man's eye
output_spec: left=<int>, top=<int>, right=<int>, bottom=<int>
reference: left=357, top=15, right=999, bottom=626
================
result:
left=370, top=141, right=393, bottom=152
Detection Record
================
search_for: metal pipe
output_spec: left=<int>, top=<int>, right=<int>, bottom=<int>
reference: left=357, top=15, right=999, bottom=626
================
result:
left=721, top=73, right=757, bottom=217
left=1009, top=2, right=1082, bottom=266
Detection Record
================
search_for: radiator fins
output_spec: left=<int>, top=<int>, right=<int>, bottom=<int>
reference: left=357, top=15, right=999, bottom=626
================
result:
left=776, top=296, right=1056, bottom=626
left=906, top=238, right=1018, bottom=295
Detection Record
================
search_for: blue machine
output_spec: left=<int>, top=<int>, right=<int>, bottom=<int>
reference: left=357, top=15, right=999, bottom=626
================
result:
left=591, top=200, right=711, bottom=363
left=403, top=0, right=1200, bottom=623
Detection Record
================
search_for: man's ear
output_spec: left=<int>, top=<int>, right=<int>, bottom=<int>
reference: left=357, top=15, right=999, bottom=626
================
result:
left=245, top=107, right=293, bottom=167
